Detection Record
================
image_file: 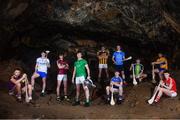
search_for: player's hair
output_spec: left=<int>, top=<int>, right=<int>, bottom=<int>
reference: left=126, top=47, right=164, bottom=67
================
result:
left=115, top=71, right=120, bottom=73
left=42, top=50, right=46, bottom=53
left=59, top=53, right=64, bottom=56
left=136, top=58, right=141, bottom=61
left=14, top=67, right=24, bottom=74
left=158, top=53, right=163, bottom=56
left=77, top=51, right=82, bottom=54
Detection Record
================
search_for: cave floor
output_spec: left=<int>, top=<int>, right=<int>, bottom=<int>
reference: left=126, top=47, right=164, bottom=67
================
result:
left=0, top=81, right=180, bottom=119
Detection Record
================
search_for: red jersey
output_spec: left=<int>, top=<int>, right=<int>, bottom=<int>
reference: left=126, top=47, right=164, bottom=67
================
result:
left=164, top=77, right=177, bottom=92
left=57, top=60, right=68, bottom=74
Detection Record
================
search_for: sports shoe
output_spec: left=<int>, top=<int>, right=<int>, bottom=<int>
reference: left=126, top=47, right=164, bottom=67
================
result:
left=118, top=95, right=123, bottom=101
left=9, top=91, right=14, bottom=96
left=56, top=96, right=61, bottom=101
left=64, top=95, right=70, bottom=101
left=106, top=97, right=110, bottom=104
left=84, top=101, right=90, bottom=107
left=152, top=79, right=156, bottom=83
left=40, top=92, right=46, bottom=97
left=17, top=96, right=22, bottom=102
left=72, top=101, right=80, bottom=106
left=29, top=97, right=32, bottom=100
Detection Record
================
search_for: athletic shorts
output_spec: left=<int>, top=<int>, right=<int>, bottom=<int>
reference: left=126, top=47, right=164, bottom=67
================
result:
left=113, top=85, right=121, bottom=89
left=115, top=65, right=124, bottom=72
left=75, top=76, right=85, bottom=84
left=57, top=74, right=67, bottom=81
left=170, top=91, right=177, bottom=97
left=37, top=71, right=47, bottom=78
left=99, top=64, right=108, bottom=69
left=158, top=68, right=166, bottom=72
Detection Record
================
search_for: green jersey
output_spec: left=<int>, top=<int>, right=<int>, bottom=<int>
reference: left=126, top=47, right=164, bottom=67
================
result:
left=74, top=59, right=88, bottom=77
left=134, top=64, right=144, bottom=76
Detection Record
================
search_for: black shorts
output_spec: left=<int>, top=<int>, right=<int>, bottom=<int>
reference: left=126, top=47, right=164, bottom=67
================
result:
left=115, top=65, right=124, bottom=72
left=113, top=85, right=120, bottom=89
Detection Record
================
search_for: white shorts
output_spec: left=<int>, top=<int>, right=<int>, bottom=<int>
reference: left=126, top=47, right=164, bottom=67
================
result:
left=75, top=76, right=85, bottom=84
left=170, top=91, right=177, bottom=97
left=57, top=74, right=67, bottom=81
left=99, top=64, right=108, bottom=69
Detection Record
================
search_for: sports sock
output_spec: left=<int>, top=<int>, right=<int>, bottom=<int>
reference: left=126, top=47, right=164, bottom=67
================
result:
left=86, top=99, right=89, bottom=103
left=155, top=96, right=160, bottom=102
left=76, top=97, right=79, bottom=102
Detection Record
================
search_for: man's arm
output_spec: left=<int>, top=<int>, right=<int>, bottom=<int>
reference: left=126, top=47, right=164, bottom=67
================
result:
left=129, top=64, right=133, bottom=71
left=163, top=79, right=173, bottom=90
left=85, top=64, right=90, bottom=79
left=10, top=76, right=17, bottom=84
left=65, top=63, right=69, bottom=69
left=11, top=74, right=27, bottom=84
left=35, top=64, right=38, bottom=72
left=47, top=59, right=50, bottom=68
left=139, top=64, right=144, bottom=75
left=72, top=67, right=76, bottom=84
left=111, top=82, right=122, bottom=87
left=57, top=61, right=65, bottom=69
left=112, top=56, right=116, bottom=64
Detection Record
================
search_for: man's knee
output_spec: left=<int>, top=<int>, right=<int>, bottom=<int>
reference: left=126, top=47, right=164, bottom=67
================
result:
left=106, top=86, right=110, bottom=91
left=84, top=86, right=89, bottom=91
left=16, top=83, right=21, bottom=88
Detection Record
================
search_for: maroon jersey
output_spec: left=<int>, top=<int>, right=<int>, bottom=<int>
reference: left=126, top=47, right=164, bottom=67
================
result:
left=57, top=60, right=68, bottom=74
left=10, top=75, right=25, bottom=87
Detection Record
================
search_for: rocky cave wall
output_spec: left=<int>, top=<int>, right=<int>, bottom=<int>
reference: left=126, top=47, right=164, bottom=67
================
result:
left=0, top=0, right=180, bottom=69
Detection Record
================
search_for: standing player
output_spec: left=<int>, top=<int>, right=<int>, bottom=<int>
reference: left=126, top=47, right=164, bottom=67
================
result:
left=56, top=54, right=69, bottom=101
left=152, top=53, right=168, bottom=83
left=31, top=51, right=50, bottom=96
left=154, top=70, right=177, bottom=103
left=97, top=46, right=109, bottom=82
left=72, top=51, right=91, bottom=107
left=112, top=45, right=126, bottom=84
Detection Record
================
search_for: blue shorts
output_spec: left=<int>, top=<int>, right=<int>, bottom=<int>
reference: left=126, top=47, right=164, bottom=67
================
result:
left=37, top=71, right=47, bottom=78
left=158, top=68, right=166, bottom=72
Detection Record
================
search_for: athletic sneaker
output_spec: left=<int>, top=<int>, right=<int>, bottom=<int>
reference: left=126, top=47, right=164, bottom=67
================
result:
left=117, top=100, right=122, bottom=105
left=56, top=96, right=61, bottom=101
left=118, top=95, right=123, bottom=101
left=64, top=95, right=70, bottom=101
left=72, top=101, right=80, bottom=106
left=17, top=96, right=22, bottom=102
left=152, top=79, right=156, bottom=83
left=105, top=97, right=110, bottom=104
left=29, top=97, right=32, bottom=100
left=84, top=101, right=90, bottom=107
left=9, top=91, right=14, bottom=96
left=40, top=92, right=46, bottom=97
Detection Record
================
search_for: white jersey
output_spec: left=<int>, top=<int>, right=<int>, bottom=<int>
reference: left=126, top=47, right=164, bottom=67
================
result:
left=36, top=57, right=50, bottom=73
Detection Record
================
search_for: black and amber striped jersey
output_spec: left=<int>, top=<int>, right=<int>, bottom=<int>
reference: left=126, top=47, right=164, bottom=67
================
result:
left=97, top=50, right=109, bottom=64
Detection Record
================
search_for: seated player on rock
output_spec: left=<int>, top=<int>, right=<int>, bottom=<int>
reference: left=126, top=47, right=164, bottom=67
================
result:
left=129, top=58, right=147, bottom=85
left=105, top=71, right=123, bottom=104
left=9, top=68, right=32, bottom=102
left=154, top=70, right=177, bottom=103
left=151, top=53, right=168, bottom=83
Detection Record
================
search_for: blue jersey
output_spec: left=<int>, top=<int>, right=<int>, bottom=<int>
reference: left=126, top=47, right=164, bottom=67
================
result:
left=111, top=76, right=123, bottom=83
left=113, top=51, right=125, bottom=65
